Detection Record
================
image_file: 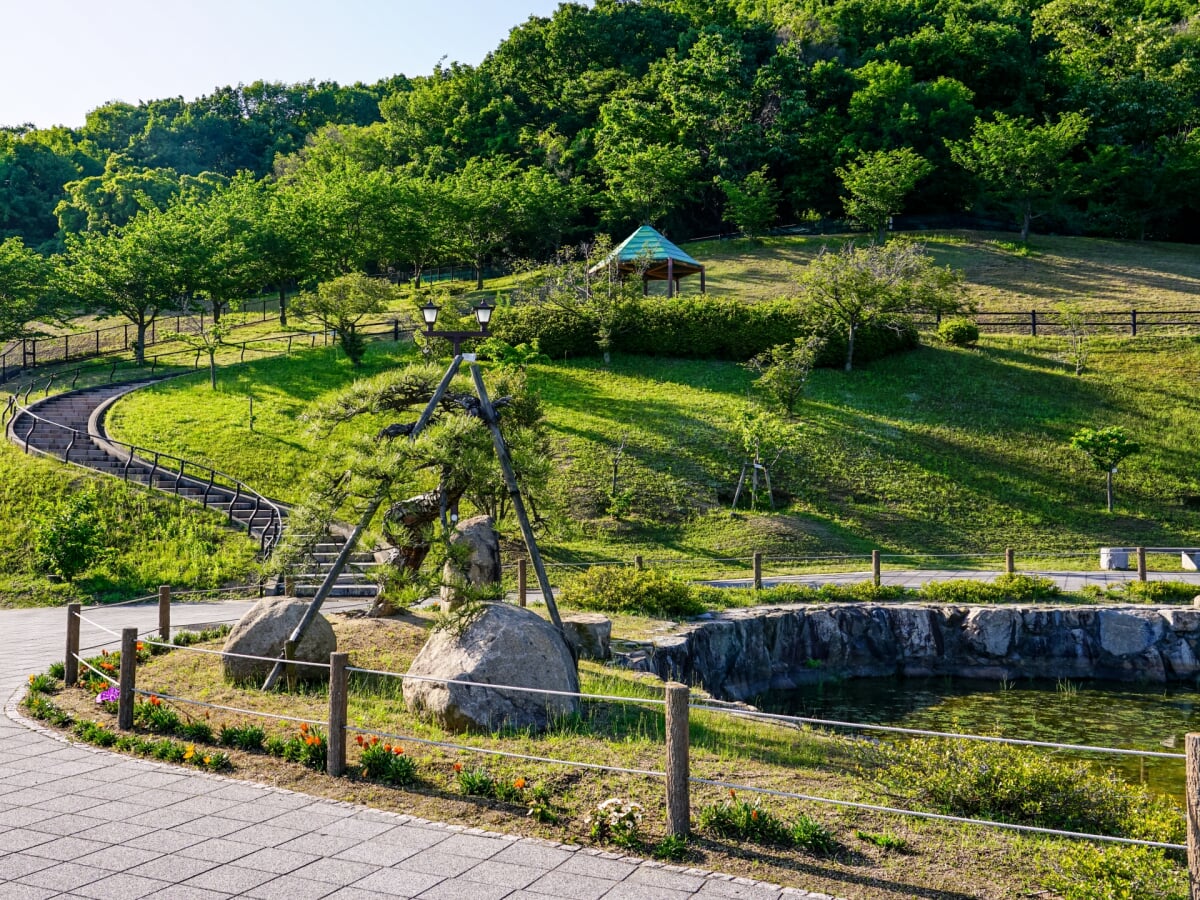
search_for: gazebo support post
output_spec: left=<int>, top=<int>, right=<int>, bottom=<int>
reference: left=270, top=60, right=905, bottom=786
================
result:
left=667, top=257, right=674, bottom=298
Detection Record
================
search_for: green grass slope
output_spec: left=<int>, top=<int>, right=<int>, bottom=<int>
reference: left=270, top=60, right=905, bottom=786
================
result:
left=106, top=332, right=1200, bottom=564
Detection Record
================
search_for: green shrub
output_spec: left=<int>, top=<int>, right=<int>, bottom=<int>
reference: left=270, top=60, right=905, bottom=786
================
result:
left=699, top=793, right=836, bottom=853
left=33, top=491, right=107, bottom=581
left=867, top=738, right=1183, bottom=843
left=74, top=719, right=118, bottom=747
left=23, top=693, right=72, bottom=726
left=357, top=735, right=417, bottom=786
left=456, top=767, right=497, bottom=797
left=562, top=567, right=704, bottom=618
left=177, top=721, right=214, bottom=744
left=918, top=574, right=1060, bottom=604
left=27, top=672, right=57, bottom=693
left=47, top=661, right=65, bottom=679
left=937, top=317, right=980, bottom=346
left=1043, top=844, right=1186, bottom=900
left=993, top=573, right=1061, bottom=601
left=1116, top=580, right=1197, bottom=604
left=134, top=699, right=182, bottom=734
left=220, top=724, right=266, bottom=751
left=790, top=814, right=838, bottom=854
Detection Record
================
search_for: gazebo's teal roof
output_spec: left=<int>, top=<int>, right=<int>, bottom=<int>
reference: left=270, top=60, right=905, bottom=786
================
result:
left=590, top=225, right=704, bottom=280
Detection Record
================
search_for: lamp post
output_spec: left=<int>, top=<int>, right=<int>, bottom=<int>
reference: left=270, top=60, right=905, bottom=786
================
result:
left=419, top=299, right=494, bottom=357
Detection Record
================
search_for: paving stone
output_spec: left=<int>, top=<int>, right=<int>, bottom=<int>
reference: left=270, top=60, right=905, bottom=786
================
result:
left=334, top=840, right=422, bottom=867
left=598, top=882, right=694, bottom=900
left=223, top=822, right=306, bottom=847
left=177, top=837, right=260, bottom=864
left=17, top=860, right=109, bottom=891
left=436, top=832, right=510, bottom=859
left=72, top=872, right=173, bottom=899
left=0, top=850, right=57, bottom=880
left=22, top=834, right=111, bottom=861
left=245, top=873, right=341, bottom=900
left=626, top=865, right=707, bottom=893
left=555, top=854, right=640, bottom=882
left=416, top=880, right=515, bottom=900
left=696, top=879, right=784, bottom=899
left=350, top=867, right=445, bottom=897
left=123, top=829, right=207, bottom=854
left=182, top=863, right=278, bottom=893
left=127, top=854, right=219, bottom=883
left=0, top=883, right=59, bottom=899
left=492, top=842, right=576, bottom=870
left=396, top=848, right=481, bottom=877
left=141, top=886, right=234, bottom=899
left=236, top=846, right=324, bottom=875
left=174, top=815, right=252, bottom=839
left=292, top=857, right=382, bottom=885
left=522, top=869, right=618, bottom=900
left=73, top=843, right=163, bottom=871
left=462, top=859, right=543, bottom=889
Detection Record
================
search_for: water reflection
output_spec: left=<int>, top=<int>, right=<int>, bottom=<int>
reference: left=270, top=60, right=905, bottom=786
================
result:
left=756, top=677, right=1197, bottom=800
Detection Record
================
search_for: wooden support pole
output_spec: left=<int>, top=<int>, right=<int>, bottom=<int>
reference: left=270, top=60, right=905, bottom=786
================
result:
left=118, top=627, right=137, bottom=730
left=872, top=550, right=881, bottom=587
left=517, top=558, right=528, bottom=608
left=665, top=682, right=690, bottom=838
left=158, top=585, right=171, bottom=642
left=753, top=552, right=763, bottom=590
left=1137, top=546, right=1148, bottom=582
left=635, top=555, right=645, bottom=571
left=327, top=652, right=349, bottom=777
left=65, top=603, right=80, bottom=687
left=1005, top=548, right=1015, bottom=576
left=1187, top=732, right=1200, bottom=899
left=470, top=364, right=564, bottom=632
left=284, top=640, right=297, bottom=693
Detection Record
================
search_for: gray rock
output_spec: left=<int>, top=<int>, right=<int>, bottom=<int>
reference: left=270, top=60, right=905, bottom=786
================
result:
left=1161, top=638, right=1199, bottom=676
left=1164, top=608, right=1200, bottom=632
left=563, top=614, right=612, bottom=660
left=1097, top=610, right=1160, bottom=657
left=404, top=602, right=578, bottom=732
left=964, top=608, right=1016, bottom=658
left=439, top=515, right=501, bottom=611
left=222, top=599, right=335, bottom=683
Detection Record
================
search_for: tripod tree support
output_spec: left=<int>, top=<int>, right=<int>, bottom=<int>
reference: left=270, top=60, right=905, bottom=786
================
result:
left=469, top=363, right=564, bottom=633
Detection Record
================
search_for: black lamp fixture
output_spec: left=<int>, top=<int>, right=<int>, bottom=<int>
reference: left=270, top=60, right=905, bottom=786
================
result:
left=419, top=299, right=495, bottom=356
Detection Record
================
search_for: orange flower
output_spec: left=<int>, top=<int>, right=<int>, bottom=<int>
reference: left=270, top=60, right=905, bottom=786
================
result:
left=728, top=788, right=737, bottom=800
left=453, top=762, right=463, bottom=773
left=149, top=695, right=162, bottom=706
left=751, top=809, right=759, bottom=821
left=383, top=744, right=392, bottom=753
left=136, top=642, right=144, bottom=652
left=393, top=746, right=404, bottom=756
left=355, top=735, right=365, bottom=746
left=513, top=778, right=526, bottom=790
left=370, top=736, right=380, bottom=746
left=299, top=722, right=309, bottom=734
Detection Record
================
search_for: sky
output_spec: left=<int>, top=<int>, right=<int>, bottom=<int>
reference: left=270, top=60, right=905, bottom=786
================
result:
left=1, top=0, right=570, bottom=130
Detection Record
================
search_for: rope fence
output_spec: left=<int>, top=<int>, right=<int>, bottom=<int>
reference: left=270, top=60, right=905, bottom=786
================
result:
left=53, top=589, right=1200, bottom=889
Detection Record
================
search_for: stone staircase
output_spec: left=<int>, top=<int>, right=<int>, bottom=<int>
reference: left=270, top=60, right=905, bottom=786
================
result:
left=5, top=381, right=380, bottom=602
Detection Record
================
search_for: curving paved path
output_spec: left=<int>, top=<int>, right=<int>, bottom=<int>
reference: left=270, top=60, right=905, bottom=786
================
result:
left=0, top=606, right=837, bottom=900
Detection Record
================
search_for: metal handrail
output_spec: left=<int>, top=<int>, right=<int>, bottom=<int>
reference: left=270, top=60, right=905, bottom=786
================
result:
left=7, top=393, right=287, bottom=556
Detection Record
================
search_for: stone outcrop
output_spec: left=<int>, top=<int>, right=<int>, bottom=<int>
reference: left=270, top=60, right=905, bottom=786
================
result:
left=613, top=603, right=1200, bottom=701
left=440, top=515, right=502, bottom=611
left=404, top=602, right=579, bottom=732
left=222, top=598, right=335, bottom=683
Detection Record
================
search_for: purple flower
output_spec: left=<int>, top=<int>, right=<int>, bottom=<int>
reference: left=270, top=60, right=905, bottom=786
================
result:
left=96, top=686, right=119, bottom=704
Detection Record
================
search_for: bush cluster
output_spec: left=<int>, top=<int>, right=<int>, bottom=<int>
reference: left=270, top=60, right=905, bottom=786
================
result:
left=936, top=316, right=980, bottom=346
left=699, top=793, right=836, bottom=853
left=493, top=296, right=918, bottom=366
left=562, top=567, right=704, bottom=618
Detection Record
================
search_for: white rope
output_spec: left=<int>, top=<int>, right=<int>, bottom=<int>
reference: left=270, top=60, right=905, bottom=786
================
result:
left=346, top=666, right=667, bottom=705
left=344, top=724, right=667, bottom=778
left=688, top=704, right=1186, bottom=760
left=140, top=636, right=330, bottom=669
left=691, top=778, right=1186, bottom=851
left=73, top=654, right=118, bottom=685
left=131, top=687, right=328, bottom=727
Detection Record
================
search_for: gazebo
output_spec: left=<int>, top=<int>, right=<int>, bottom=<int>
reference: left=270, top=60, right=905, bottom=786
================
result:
left=589, top=225, right=706, bottom=297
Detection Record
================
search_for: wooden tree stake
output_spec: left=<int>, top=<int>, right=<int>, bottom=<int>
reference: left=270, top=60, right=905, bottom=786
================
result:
left=665, top=682, right=691, bottom=837
left=65, top=603, right=81, bottom=687
left=328, top=652, right=349, bottom=777
left=158, top=585, right=171, bottom=642
left=118, top=627, right=137, bottom=730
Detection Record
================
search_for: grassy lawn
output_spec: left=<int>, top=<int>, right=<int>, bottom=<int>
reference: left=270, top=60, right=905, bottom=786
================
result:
left=675, top=230, right=1200, bottom=313
left=35, top=614, right=1184, bottom=900
left=106, top=333, right=1200, bottom=567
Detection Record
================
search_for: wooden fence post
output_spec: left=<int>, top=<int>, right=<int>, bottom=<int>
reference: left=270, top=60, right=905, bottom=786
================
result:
left=665, top=682, right=690, bottom=838
left=158, top=585, right=171, bottom=642
left=872, top=550, right=881, bottom=587
left=635, top=555, right=645, bottom=571
left=118, top=627, right=137, bottom=730
left=1005, top=548, right=1015, bottom=576
left=1137, top=546, right=1147, bottom=582
left=517, top=558, right=527, bottom=608
left=1187, top=733, right=1200, bottom=899
left=65, top=603, right=80, bottom=686
left=328, top=652, right=349, bottom=777
left=284, top=640, right=297, bottom=693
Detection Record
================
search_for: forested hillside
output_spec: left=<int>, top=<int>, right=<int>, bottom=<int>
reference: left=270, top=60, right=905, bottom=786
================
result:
left=2, top=0, right=1198, bottom=270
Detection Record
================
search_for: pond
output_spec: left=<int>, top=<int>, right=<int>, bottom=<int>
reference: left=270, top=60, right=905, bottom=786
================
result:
left=756, top=677, right=1196, bottom=801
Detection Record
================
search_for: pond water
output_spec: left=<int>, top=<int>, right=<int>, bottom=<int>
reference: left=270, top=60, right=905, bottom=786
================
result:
left=755, top=677, right=1197, bottom=801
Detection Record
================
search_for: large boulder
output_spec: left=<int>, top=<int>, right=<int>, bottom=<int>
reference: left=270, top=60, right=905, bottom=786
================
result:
left=405, top=602, right=578, bottom=732
left=222, top=598, right=335, bottom=683
left=440, top=515, right=502, bottom=611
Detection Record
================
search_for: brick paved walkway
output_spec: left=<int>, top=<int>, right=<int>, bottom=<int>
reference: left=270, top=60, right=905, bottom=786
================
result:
left=0, top=602, right=838, bottom=900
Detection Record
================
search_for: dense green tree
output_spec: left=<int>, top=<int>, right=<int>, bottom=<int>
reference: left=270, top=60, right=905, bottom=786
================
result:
left=838, top=148, right=931, bottom=242
left=948, top=112, right=1090, bottom=241
left=720, top=166, right=781, bottom=238
left=292, top=273, right=397, bottom=366
left=1070, top=425, right=1141, bottom=513
left=0, top=237, right=59, bottom=342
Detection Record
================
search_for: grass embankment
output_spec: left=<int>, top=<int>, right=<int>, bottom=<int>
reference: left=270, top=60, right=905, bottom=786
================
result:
left=29, top=615, right=1187, bottom=900
left=0, top=442, right=258, bottom=607
left=107, top=333, right=1200, bottom=567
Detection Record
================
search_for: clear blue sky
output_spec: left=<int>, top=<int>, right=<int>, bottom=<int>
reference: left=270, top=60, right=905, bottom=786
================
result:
left=2, top=0, right=570, bottom=130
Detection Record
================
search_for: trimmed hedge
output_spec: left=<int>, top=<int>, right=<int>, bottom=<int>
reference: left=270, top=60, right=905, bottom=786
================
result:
left=491, top=296, right=918, bottom=366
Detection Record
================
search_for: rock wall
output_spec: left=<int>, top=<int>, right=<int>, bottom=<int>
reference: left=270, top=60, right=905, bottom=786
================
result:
left=614, top=604, right=1200, bottom=701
